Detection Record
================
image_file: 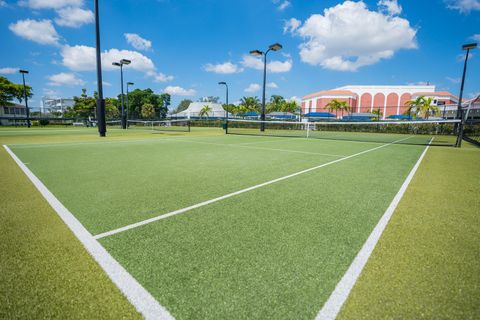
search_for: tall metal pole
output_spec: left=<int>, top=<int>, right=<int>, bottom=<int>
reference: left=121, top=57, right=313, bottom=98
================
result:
left=120, top=64, right=126, bottom=129
left=94, top=0, right=106, bottom=137
left=261, top=50, right=269, bottom=132
left=455, top=47, right=471, bottom=147
left=20, top=72, right=30, bottom=128
left=126, top=84, right=130, bottom=124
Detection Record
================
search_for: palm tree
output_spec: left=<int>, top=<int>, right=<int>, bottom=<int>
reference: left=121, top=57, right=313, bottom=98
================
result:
left=325, top=99, right=348, bottom=118
left=406, top=96, right=440, bottom=119
left=239, top=96, right=261, bottom=113
left=371, top=108, right=383, bottom=121
left=199, top=105, right=212, bottom=119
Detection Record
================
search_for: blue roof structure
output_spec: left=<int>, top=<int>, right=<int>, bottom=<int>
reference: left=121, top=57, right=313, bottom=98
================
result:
left=304, top=112, right=336, bottom=118
left=388, top=115, right=412, bottom=120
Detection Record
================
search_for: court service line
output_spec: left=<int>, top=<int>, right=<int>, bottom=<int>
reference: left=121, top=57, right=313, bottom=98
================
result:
left=3, top=145, right=175, bottom=320
left=315, top=137, right=433, bottom=320
left=94, top=136, right=413, bottom=240
left=174, top=139, right=347, bottom=158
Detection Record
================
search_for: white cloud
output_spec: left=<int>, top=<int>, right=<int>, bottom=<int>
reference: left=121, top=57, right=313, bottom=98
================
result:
left=377, top=0, right=402, bottom=15
left=0, top=1, right=8, bottom=7
left=283, top=18, right=301, bottom=34
left=124, top=33, right=152, bottom=51
left=60, top=45, right=174, bottom=82
left=47, top=72, right=85, bottom=86
left=163, top=86, right=196, bottom=96
left=9, top=19, right=60, bottom=45
left=445, top=0, right=480, bottom=13
left=289, top=1, right=417, bottom=72
left=245, top=83, right=261, bottom=93
left=55, top=7, right=93, bottom=27
left=278, top=1, right=291, bottom=11
left=471, top=34, right=480, bottom=41
left=148, top=71, right=174, bottom=82
left=61, top=45, right=155, bottom=72
left=203, top=62, right=243, bottom=74
left=241, top=55, right=293, bottom=73
left=0, top=67, right=19, bottom=74
left=446, top=76, right=461, bottom=84
left=19, top=0, right=83, bottom=9
left=267, top=82, right=278, bottom=88
left=457, top=52, right=474, bottom=62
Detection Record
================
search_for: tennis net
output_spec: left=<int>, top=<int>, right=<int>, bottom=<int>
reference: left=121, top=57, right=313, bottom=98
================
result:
left=127, top=119, right=191, bottom=132
left=226, top=119, right=461, bottom=146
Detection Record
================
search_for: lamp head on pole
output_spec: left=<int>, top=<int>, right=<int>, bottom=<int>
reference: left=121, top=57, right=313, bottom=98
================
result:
left=250, top=50, right=263, bottom=56
left=127, top=82, right=134, bottom=86
left=218, top=81, right=227, bottom=85
left=112, top=62, right=121, bottom=67
left=269, top=43, right=283, bottom=51
left=462, top=43, right=478, bottom=50
left=19, top=69, right=29, bottom=74
left=120, top=59, right=131, bottom=65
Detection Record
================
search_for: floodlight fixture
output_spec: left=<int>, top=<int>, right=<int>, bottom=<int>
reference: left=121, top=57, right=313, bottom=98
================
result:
left=112, top=62, right=121, bottom=67
left=120, top=59, right=131, bottom=65
left=250, top=50, right=263, bottom=56
left=462, top=43, right=478, bottom=50
left=19, top=69, right=29, bottom=74
left=269, top=43, right=283, bottom=51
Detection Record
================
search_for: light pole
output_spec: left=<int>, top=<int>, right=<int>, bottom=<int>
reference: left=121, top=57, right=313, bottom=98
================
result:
left=19, top=70, right=30, bottom=128
left=112, top=59, right=131, bottom=129
left=126, top=82, right=134, bottom=124
left=94, top=0, right=106, bottom=137
left=455, top=42, right=477, bottom=147
left=218, top=81, right=228, bottom=117
left=250, top=43, right=282, bottom=131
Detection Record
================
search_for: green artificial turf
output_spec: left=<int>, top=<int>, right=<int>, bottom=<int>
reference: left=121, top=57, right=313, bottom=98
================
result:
left=4, top=124, right=474, bottom=319
left=0, top=145, right=141, bottom=319
left=96, top=142, right=425, bottom=319
left=10, top=135, right=370, bottom=235
left=338, top=144, right=480, bottom=319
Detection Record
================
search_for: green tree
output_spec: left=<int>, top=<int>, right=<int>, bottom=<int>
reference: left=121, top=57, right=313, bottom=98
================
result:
left=406, top=96, right=439, bottom=119
left=325, top=99, right=348, bottom=118
left=105, top=98, right=120, bottom=119
left=141, top=103, right=155, bottom=119
left=0, top=76, right=33, bottom=106
left=67, top=89, right=96, bottom=118
left=124, top=89, right=168, bottom=119
left=199, top=105, right=212, bottom=118
left=281, top=100, right=299, bottom=113
left=372, top=108, right=383, bottom=121
left=267, top=95, right=286, bottom=113
left=239, top=96, right=260, bottom=113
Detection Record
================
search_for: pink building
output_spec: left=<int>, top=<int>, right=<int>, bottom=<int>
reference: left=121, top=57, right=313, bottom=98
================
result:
left=302, top=85, right=459, bottom=119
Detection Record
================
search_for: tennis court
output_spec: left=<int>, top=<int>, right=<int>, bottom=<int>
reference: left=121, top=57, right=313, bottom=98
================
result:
left=3, top=123, right=450, bottom=319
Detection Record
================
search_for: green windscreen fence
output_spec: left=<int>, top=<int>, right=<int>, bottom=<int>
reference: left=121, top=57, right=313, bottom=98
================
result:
left=226, top=119, right=461, bottom=146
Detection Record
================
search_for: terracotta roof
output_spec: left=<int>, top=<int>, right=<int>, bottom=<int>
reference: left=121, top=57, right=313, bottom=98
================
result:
left=412, top=91, right=458, bottom=99
left=302, top=90, right=357, bottom=100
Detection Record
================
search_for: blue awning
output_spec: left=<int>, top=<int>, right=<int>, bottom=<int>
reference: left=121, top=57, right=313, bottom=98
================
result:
left=304, top=112, right=336, bottom=118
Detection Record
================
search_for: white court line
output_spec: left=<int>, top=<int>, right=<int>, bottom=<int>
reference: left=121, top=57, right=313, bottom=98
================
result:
left=94, top=136, right=413, bottom=240
left=3, top=145, right=175, bottom=320
left=315, top=138, right=433, bottom=320
left=175, top=139, right=346, bottom=158
left=8, top=134, right=221, bottom=148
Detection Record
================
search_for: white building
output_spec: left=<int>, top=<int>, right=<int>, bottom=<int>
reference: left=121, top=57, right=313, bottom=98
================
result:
left=171, top=102, right=227, bottom=118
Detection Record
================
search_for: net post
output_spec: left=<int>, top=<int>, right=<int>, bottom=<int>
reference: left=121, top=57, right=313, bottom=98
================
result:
left=225, top=118, right=229, bottom=134
left=306, top=121, right=310, bottom=138
left=188, top=120, right=191, bottom=132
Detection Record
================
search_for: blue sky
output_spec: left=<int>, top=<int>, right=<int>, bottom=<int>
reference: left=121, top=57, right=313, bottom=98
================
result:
left=0, top=0, right=479, bottom=110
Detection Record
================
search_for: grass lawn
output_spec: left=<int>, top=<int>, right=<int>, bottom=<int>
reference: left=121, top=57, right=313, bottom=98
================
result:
left=338, top=143, right=480, bottom=319
left=0, top=125, right=478, bottom=319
